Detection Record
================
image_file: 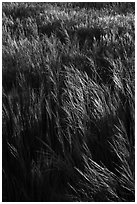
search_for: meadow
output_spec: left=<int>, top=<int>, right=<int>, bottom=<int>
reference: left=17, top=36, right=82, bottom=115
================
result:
left=2, top=2, right=135, bottom=201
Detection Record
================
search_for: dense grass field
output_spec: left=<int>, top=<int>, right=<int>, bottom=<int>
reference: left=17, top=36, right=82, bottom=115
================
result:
left=2, top=2, right=135, bottom=202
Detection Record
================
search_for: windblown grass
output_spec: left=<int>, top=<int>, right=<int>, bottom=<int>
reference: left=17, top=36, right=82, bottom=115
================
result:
left=2, top=2, right=135, bottom=202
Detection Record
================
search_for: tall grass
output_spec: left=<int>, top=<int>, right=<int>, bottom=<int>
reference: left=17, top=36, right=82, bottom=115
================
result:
left=2, top=2, right=135, bottom=201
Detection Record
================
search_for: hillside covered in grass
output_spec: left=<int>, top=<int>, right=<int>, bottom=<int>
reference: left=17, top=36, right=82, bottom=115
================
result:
left=2, top=2, right=135, bottom=202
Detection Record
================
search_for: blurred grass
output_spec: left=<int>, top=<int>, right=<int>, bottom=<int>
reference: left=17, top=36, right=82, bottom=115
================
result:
left=2, top=2, right=135, bottom=202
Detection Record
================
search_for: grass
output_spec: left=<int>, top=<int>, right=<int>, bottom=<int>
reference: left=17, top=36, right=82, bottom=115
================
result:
left=2, top=2, right=135, bottom=202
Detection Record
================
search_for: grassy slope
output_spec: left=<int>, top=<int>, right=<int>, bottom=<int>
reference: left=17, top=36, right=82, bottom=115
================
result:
left=2, top=2, right=135, bottom=202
